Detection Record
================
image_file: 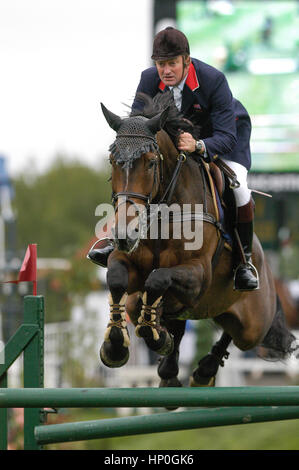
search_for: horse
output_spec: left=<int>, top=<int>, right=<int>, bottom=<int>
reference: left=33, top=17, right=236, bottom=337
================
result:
left=97, top=93, right=297, bottom=389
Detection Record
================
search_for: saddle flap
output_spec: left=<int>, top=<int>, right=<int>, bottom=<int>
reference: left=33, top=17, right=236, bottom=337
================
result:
left=209, top=162, right=225, bottom=199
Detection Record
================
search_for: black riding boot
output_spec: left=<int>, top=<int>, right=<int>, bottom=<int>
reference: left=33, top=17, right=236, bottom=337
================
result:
left=234, top=201, right=259, bottom=291
left=87, top=238, right=114, bottom=267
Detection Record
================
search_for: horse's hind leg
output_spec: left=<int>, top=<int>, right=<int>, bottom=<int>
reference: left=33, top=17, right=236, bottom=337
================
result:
left=158, top=319, right=186, bottom=411
left=190, top=332, right=232, bottom=386
left=158, top=319, right=186, bottom=387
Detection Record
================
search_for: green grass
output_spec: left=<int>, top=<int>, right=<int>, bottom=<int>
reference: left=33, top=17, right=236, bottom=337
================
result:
left=45, top=408, right=299, bottom=450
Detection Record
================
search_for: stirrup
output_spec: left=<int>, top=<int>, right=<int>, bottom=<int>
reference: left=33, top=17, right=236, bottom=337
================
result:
left=86, top=237, right=114, bottom=256
left=86, top=237, right=114, bottom=267
left=233, top=261, right=260, bottom=291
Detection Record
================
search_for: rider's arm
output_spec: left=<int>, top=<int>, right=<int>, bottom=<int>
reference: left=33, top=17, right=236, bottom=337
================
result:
left=201, top=72, right=237, bottom=161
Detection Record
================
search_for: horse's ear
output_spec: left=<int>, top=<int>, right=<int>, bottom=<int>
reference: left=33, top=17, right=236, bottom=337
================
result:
left=147, top=106, right=170, bottom=134
left=101, top=103, right=123, bottom=132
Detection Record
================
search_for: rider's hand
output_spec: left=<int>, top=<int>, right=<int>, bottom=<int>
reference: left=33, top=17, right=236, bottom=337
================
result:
left=177, top=132, right=196, bottom=153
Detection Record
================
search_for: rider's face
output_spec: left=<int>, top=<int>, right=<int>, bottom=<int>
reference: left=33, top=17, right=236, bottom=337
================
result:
left=155, top=56, right=190, bottom=87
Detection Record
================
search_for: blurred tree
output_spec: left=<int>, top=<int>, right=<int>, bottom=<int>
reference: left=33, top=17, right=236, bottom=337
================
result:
left=8, top=156, right=111, bottom=322
left=12, top=156, right=111, bottom=258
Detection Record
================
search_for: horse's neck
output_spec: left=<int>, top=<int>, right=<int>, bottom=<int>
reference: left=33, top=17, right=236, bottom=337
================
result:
left=157, top=130, right=213, bottom=210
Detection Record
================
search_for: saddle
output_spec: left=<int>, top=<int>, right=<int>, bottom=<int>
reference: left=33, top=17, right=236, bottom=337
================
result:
left=204, top=161, right=237, bottom=243
left=200, top=160, right=246, bottom=271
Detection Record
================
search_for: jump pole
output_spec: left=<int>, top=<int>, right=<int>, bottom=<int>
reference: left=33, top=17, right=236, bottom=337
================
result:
left=34, top=405, right=299, bottom=445
left=1, top=386, right=299, bottom=408
left=1, top=386, right=299, bottom=446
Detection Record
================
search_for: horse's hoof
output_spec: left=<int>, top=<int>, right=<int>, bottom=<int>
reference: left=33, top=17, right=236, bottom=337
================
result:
left=189, top=375, right=216, bottom=387
left=99, top=341, right=129, bottom=368
left=155, top=330, right=174, bottom=356
left=137, top=326, right=174, bottom=356
left=159, top=376, right=182, bottom=387
left=159, top=376, right=182, bottom=410
left=158, top=352, right=179, bottom=380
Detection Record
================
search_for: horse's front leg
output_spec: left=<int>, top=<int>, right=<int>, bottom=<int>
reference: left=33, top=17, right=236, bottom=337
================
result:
left=136, top=261, right=206, bottom=355
left=100, top=256, right=136, bottom=368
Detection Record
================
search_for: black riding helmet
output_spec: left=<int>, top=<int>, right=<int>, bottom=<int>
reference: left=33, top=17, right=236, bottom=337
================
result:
left=151, top=27, right=190, bottom=61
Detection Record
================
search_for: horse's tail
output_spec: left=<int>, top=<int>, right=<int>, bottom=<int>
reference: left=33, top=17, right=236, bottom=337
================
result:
left=260, top=294, right=299, bottom=361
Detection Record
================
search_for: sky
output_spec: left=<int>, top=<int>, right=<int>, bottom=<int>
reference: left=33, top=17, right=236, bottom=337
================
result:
left=0, top=0, right=153, bottom=176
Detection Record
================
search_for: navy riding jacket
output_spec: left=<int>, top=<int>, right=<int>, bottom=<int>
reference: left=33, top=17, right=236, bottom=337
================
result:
left=132, top=58, right=252, bottom=170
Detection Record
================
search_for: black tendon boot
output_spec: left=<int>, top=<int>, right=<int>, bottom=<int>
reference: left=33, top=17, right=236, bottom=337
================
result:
left=87, top=238, right=114, bottom=267
left=234, top=200, right=259, bottom=291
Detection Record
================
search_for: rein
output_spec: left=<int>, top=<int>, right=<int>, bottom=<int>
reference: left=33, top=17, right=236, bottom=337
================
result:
left=160, top=152, right=186, bottom=205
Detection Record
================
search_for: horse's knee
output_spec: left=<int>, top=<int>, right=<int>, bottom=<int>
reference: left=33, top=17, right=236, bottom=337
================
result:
left=145, top=268, right=171, bottom=303
left=107, top=262, right=128, bottom=300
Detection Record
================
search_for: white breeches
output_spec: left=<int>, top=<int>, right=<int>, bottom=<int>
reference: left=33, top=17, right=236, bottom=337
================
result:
left=220, top=158, right=251, bottom=207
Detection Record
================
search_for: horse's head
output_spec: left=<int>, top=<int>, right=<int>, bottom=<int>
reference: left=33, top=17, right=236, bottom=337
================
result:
left=102, top=103, right=170, bottom=253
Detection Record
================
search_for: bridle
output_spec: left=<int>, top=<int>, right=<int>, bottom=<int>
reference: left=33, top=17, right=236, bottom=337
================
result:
left=110, top=132, right=227, bottom=264
left=111, top=149, right=187, bottom=213
left=111, top=133, right=165, bottom=213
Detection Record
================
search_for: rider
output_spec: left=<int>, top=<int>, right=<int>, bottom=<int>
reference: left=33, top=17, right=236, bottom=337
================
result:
left=88, top=26, right=258, bottom=291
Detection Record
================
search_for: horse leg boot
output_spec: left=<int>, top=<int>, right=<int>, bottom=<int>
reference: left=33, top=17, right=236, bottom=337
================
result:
left=135, top=292, right=174, bottom=356
left=190, top=332, right=232, bottom=386
left=100, top=261, right=130, bottom=367
left=234, top=198, right=259, bottom=291
left=135, top=269, right=174, bottom=356
left=136, top=262, right=206, bottom=355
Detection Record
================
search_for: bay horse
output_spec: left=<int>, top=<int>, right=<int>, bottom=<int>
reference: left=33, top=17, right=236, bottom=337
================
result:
left=98, top=93, right=297, bottom=388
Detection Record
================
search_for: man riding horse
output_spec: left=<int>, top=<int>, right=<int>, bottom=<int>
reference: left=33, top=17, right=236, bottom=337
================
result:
left=89, top=26, right=258, bottom=292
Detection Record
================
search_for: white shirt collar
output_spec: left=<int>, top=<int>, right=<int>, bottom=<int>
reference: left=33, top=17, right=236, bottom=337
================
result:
left=169, top=75, right=187, bottom=92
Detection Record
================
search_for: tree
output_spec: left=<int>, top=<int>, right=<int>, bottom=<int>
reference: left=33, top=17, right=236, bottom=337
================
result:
left=13, top=156, right=111, bottom=258
left=9, top=156, right=111, bottom=321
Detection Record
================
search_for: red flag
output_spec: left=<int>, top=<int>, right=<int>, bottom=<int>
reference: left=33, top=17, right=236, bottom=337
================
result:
left=5, top=244, right=37, bottom=295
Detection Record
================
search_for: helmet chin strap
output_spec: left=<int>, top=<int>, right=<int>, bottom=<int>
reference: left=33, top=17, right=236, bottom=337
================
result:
left=178, top=55, right=190, bottom=84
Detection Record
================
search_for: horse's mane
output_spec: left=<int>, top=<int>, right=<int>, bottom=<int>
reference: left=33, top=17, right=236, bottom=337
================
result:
left=130, top=92, right=197, bottom=145
left=108, top=92, right=199, bottom=167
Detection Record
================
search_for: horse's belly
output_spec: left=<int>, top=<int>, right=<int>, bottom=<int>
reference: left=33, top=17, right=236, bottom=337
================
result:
left=163, top=276, right=238, bottom=321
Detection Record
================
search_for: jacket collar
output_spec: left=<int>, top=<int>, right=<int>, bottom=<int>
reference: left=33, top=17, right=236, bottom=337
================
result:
left=185, top=62, right=200, bottom=91
left=158, top=61, right=200, bottom=92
